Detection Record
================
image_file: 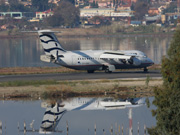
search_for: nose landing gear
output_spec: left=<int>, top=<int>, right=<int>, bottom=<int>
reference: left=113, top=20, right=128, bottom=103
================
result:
left=144, top=67, right=148, bottom=72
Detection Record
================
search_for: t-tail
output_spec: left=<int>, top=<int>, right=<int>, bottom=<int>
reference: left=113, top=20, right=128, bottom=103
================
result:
left=39, top=103, right=67, bottom=134
left=38, top=30, right=66, bottom=62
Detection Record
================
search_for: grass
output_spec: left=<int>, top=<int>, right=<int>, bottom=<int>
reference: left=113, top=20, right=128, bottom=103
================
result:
left=0, top=80, right=58, bottom=87
left=0, top=77, right=162, bottom=100
left=0, top=67, right=80, bottom=75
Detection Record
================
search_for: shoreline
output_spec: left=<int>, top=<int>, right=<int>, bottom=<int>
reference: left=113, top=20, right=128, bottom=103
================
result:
left=0, top=77, right=162, bottom=100
left=0, top=28, right=173, bottom=38
left=0, top=66, right=162, bottom=100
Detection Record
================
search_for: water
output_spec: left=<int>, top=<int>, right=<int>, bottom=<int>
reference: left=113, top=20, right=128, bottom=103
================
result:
left=0, top=97, right=156, bottom=135
left=0, top=34, right=172, bottom=68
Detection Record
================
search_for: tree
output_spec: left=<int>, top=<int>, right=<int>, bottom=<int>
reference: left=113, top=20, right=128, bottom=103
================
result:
left=44, top=1, right=80, bottom=27
left=91, top=0, right=98, bottom=8
left=133, top=0, right=149, bottom=20
left=31, top=0, right=49, bottom=11
left=0, top=3, right=9, bottom=11
left=61, top=0, right=75, bottom=5
left=0, top=0, right=5, bottom=5
left=44, top=15, right=64, bottom=27
left=9, top=3, right=30, bottom=12
left=90, top=16, right=109, bottom=25
left=0, top=0, right=31, bottom=12
left=148, top=29, right=180, bottom=135
left=162, top=2, right=177, bottom=14
left=8, top=0, right=18, bottom=5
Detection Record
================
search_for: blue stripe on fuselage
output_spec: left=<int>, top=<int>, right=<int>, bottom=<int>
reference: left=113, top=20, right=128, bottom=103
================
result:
left=44, top=47, right=66, bottom=53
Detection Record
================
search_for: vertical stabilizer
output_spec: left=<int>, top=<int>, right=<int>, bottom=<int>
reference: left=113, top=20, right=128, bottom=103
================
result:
left=39, top=103, right=67, bottom=133
left=38, top=30, right=66, bottom=58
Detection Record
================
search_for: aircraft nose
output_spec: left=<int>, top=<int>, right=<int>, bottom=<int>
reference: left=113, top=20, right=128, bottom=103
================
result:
left=148, top=58, right=154, bottom=65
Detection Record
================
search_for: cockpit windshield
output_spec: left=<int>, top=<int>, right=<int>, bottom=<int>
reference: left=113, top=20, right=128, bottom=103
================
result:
left=139, top=52, right=147, bottom=57
left=143, top=54, right=147, bottom=58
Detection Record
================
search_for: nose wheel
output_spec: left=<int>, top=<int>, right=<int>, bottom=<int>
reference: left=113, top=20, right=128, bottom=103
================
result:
left=144, top=67, right=148, bottom=72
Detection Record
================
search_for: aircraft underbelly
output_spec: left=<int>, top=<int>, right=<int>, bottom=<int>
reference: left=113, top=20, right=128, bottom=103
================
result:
left=68, top=65, right=102, bottom=70
left=114, top=63, right=148, bottom=69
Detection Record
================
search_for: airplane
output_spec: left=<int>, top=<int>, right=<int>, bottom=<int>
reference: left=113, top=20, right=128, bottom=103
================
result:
left=39, top=97, right=145, bottom=133
left=38, top=30, right=154, bottom=73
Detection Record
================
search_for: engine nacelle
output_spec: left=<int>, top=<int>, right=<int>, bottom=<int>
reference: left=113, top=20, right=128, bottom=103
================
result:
left=127, top=57, right=141, bottom=66
left=132, top=57, right=141, bottom=66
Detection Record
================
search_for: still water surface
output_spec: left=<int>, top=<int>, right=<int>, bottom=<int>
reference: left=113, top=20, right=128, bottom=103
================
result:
left=0, top=97, right=156, bottom=135
left=0, top=34, right=172, bottom=68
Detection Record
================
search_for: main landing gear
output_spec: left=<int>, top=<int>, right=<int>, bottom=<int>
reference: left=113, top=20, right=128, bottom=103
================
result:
left=105, top=68, right=112, bottom=73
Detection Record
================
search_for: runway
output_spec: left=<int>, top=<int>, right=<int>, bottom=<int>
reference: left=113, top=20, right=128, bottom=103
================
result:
left=0, top=70, right=161, bottom=82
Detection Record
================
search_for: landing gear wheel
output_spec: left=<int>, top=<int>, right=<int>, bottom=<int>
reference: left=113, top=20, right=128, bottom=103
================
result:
left=144, top=67, right=148, bottom=72
left=105, top=69, right=112, bottom=73
left=87, top=70, right=94, bottom=73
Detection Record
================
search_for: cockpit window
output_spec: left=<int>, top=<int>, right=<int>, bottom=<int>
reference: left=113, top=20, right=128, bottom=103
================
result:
left=139, top=52, right=147, bottom=57
left=143, top=55, right=147, bottom=58
left=131, top=53, right=137, bottom=55
left=142, top=53, right=147, bottom=57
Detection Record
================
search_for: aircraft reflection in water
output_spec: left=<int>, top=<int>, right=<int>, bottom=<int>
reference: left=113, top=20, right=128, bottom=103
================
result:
left=39, top=97, right=145, bottom=134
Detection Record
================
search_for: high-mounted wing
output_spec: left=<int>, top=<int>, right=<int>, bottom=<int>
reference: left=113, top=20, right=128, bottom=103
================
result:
left=100, top=51, right=141, bottom=66
left=100, top=51, right=135, bottom=61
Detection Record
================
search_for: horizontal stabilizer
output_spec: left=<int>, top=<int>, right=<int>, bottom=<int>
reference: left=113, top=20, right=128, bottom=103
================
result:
left=40, top=55, right=53, bottom=63
left=21, top=30, right=60, bottom=33
left=38, top=30, right=60, bottom=34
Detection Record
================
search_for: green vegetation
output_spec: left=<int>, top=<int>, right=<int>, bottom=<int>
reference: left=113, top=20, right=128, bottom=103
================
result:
left=131, top=0, right=149, bottom=20
left=0, top=0, right=31, bottom=12
left=145, top=75, right=151, bottom=88
left=91, top=0, right=98, bottom=8
left=61, top=0, right=75, bottom=5
left=44, top=1, right=80, bottom=27
left=0, top=78, right=156, bottom=100
left=162, top=2, right=177, bottom=14
left=0, top=80, right=58, bottom=87
left=148, top=29, right=180, bottom=135
left=0, top=0, right=79, bottom=29
left=31, top=0, right=50, bottom=12
left=0, top=67, right=80, bottom=75
left=145, top=97, right=150, bottom=108
left=100, top=23, right=165, bottom=34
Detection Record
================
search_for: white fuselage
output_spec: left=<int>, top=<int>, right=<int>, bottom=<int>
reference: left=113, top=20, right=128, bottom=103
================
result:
left=55, top=50, right=153, bottom=71
left=40, top=97, right=145, bottom=133
left=38, top=30, right=154, bottom=72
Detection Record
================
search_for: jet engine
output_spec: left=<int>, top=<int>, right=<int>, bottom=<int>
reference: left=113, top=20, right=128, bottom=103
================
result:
left=128, top=57, right=141, bottom=66
left=132, top=57, right=141, bottom=66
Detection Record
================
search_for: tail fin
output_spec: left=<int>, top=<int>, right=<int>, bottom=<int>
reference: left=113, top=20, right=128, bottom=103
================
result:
left=38, top=30, right=66, bottom=58
left=39, top=103, right=66, bottom=133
